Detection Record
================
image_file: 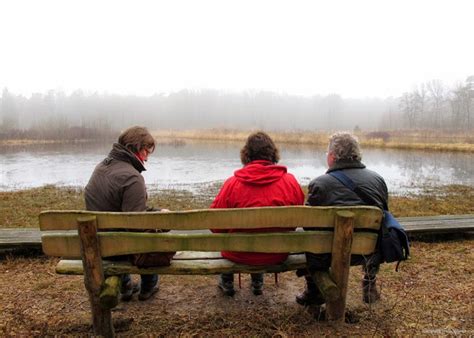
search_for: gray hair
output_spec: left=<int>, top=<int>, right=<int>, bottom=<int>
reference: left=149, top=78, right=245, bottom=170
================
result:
left=328, top=132, right=362, bottom=162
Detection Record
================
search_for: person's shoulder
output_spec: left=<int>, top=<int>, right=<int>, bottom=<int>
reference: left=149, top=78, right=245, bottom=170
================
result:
left=283, top=172, right=300, bottom=183
left=364, top=167, right=386, bottom=181
left=309, top=173, right=332, bottom=186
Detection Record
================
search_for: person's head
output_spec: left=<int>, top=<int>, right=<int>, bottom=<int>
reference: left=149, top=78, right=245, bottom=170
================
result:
left=240, top=131, right=280, bottom=165
left=118, top=126, right=155, bottom=162
left=326, top=132, right=362, bottom=167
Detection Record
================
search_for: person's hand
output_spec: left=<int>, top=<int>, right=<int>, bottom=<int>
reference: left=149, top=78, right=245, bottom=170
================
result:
left=160, top=208, right=171, bottom=213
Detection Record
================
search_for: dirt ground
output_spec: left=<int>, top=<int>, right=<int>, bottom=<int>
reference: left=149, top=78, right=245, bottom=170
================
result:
left=0, top=239, right=472, bottom=336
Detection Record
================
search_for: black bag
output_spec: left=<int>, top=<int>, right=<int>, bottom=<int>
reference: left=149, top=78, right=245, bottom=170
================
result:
left=378, top=210, right=410, bottom=266
left=328, top=171, right=410, bottom=268
left=131, top=251, right=176, bottom=268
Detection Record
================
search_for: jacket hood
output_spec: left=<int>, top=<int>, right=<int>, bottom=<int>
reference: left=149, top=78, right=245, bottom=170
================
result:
left=108, top=143, right=146, bottom=173
left=234, top=160, right=287, bottom=185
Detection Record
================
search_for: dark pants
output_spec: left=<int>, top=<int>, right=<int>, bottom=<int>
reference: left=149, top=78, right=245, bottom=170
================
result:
left=108, top=254, right=159, bottom=292
left=302, top=253, right=379, bottom=297
left=305, top=253, right=380, bottom=279
left=121, top=273, right=158, bottom=292
left=220, top=272, right=264, bottom=285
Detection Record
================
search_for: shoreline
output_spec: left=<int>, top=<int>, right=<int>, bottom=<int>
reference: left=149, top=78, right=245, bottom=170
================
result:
left=1, top=129, right=473, bottom=152
left=152, top=130, right=474, bottom=152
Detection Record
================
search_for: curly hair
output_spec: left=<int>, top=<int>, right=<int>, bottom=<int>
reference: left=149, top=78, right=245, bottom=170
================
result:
left=328, top=132, right=362, bottom=162
left=118, top=126, right=156, bottom=154
left=240, top=131, right=280, bottom=165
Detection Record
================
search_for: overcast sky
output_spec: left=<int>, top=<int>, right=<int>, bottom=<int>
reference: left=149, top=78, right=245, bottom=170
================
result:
left=1, top=0, right=473, bottom=99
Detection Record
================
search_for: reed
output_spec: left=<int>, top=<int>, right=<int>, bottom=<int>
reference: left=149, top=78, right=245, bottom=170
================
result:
left=153, top=129, right=474, bottom=152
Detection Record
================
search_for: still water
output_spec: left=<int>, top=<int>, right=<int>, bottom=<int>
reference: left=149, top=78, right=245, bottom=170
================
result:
left=1, top=141, right=473, bottom=194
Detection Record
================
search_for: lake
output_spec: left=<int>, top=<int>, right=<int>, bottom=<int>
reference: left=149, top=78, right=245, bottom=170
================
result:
left=1, top=140, right=473, bottom=194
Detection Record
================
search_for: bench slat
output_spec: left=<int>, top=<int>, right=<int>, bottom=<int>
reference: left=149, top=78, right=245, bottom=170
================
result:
left=39, top=206, right=382, bottom=231
left=42, top=231, right=378, bottom=258
left=56, top=254, right=309, bottom=275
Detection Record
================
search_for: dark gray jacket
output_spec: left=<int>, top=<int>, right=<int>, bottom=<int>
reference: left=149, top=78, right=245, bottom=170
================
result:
left=305, top=160, right=388, bottom=272
left=307, top=160, right=388, bottom=210
left=85, top=143, right=147, bottom=212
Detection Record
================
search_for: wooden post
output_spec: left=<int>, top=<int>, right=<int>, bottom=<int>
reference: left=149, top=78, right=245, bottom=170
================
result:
left=77, top=216, right=114, bottom=338
left=325, top=211, right=355, bottom=322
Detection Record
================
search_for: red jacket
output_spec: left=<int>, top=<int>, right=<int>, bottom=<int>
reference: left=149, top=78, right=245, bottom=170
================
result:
left=211, top=160, right=305, bottom=265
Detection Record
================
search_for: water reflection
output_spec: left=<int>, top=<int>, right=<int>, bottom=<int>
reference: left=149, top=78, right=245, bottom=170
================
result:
left=1, top=141, right=472, bottom=194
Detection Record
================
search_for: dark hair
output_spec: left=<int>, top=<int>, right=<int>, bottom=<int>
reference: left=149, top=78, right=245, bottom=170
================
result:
left=118, top=126, right=155, bottom=154
left=240, top=131, right=280, bottom=165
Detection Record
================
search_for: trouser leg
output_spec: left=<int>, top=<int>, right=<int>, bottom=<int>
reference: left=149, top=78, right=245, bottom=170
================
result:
left=120, top=274, right=132, bottom=292
left=361, top=256, right=381, bottom=304
left=296, top=274, right=325, bottom=306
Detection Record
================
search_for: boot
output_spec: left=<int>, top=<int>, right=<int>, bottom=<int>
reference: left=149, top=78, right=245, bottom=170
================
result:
left=121, top=280, right=140, bottom=302
left=218, top=273, right=235, bottom=297
left=296, top=275, right=325, bottom=306
left=139, top=274, right=159, bottom=301
left=250, top=273, right=264, bottom=296
left=362, top=277, right=380, bottom=304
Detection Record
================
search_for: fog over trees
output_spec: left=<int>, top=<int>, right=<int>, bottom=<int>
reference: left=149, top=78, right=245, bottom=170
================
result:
left=1, top=76, right=473, bottom=139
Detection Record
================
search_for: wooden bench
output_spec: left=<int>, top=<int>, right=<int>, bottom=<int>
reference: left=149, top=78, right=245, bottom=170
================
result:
left=39, top=206, right=383, bottom=337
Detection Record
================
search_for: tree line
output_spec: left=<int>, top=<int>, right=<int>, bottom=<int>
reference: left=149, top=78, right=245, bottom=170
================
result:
left=1, top=76, right=472, bottom=140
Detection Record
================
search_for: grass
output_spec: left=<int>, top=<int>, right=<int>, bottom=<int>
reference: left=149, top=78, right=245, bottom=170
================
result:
left=1, top=184, right=473, bottom=228
left=0, top=184, right=473, bottom=335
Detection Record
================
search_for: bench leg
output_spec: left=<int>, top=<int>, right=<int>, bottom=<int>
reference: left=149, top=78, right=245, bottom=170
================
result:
left=78, top=216, right=115, bottom=338
left=326, top=211, right=354, bottom=322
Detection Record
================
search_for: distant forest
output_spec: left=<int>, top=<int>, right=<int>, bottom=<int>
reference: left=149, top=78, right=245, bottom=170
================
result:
left=1, top=76, right=472, bottom=140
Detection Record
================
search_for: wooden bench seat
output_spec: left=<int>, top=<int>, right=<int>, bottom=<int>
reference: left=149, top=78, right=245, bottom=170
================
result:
left=40, top=206, right=382, bottom=337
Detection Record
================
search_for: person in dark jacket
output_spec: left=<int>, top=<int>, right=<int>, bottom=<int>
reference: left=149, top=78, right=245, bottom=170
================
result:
left=85, top=126, right=162, bottom=301
left=296, top=132, right=388, bottom=306
left=211, top=131, right=305, bottom=296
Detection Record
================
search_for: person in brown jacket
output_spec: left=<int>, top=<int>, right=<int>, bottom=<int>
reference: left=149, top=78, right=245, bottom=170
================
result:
left=85, top=126, right=160, bottom=301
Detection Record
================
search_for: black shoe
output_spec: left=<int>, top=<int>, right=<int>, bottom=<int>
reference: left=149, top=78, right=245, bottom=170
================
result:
left=121, top=282, right=140, bottom=302
left=138, top=286, right=159, bottom=301
left=295, top=289, right=325, bottom=306
left=218, top=280, right=236, bottom=297
left=251, top=280, right=263, bottom=296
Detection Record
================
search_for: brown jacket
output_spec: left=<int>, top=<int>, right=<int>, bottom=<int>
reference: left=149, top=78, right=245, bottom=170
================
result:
left=85, top=143, right=147, bottom=212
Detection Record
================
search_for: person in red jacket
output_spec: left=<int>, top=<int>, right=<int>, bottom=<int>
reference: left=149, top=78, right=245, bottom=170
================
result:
left=211, top=131, right=305, bottom=296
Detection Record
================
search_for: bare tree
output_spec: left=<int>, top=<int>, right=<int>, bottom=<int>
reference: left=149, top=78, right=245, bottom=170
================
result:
left=426, top=80, right=446, bottom=129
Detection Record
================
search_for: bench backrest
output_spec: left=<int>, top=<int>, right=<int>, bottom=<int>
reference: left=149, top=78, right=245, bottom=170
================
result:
left=39, top=206, right=382, bottom=259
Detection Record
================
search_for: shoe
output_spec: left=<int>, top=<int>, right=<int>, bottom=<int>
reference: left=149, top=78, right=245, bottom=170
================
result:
left=138, top=286, right=159, bottom=301
left=362, top=278, right=380, bottom=304
left=251, top=280, right=263, bottom=296
left=296, top=289, right=325, bottom=306
left=218, top=279, right=236, bottom=297
left=121, top=282, right=140, bottom=302
left=250, top=280, right=263, bottom=296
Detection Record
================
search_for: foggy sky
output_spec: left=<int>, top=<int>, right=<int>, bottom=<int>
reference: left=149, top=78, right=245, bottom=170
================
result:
left=1, top=0, right=473, bottom=99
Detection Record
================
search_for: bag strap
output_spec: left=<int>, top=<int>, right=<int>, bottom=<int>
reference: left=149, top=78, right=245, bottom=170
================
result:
left=328, top=170, right=388, bottom=210
left=329, top=170, right=390, bottom=236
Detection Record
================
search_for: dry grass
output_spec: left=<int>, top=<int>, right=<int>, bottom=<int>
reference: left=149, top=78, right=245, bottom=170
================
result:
left=0, top=240, right=472, bottom=336
left=1, top=183, right=473, bottom=335
left=1, top=184, right=472, bottom=229
left=152, top=129, right=474, bottom=152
